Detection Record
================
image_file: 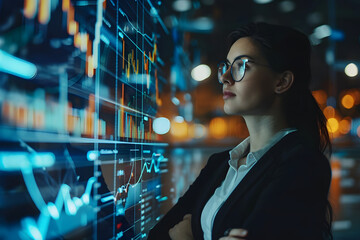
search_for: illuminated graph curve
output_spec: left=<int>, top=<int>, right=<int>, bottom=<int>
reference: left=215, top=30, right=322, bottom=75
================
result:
left=0, top=151, right=97, bottom=240
left=21, top=177, right=97, bottom=240
left=112, top=153, right=166, bottom=202
left=118, top=7, right=156, bottom=46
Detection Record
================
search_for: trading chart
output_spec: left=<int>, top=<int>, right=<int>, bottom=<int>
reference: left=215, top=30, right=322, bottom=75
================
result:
left=0, top=0, right=169, bottom=239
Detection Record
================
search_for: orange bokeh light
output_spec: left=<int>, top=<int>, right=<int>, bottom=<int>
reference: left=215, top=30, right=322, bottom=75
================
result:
left=209, top=117, right=227, bottom=139
left=170, top=121, right=188, bottom=138
left=312, top=90, right=327, bottom=106
left=327, top=118, right=339, bottom=133
left=323, top=106, right=335, bottom=119
left=24, top=0, right=37, bottom=19
left=341, top=94, right=355, bottom=109
left=339, top=117, right=352, bottom=134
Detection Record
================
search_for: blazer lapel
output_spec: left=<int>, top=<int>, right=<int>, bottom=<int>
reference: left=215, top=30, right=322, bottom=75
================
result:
left=212, top=132, right=299, bottom=237
left=192, top=150, right=230, bottom=240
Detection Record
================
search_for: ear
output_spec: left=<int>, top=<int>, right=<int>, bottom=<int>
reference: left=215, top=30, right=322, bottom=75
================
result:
left=274, top=71, right=294, bottom=94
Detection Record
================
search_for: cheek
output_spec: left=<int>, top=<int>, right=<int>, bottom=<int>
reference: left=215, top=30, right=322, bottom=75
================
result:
left=237, top=79, right=272, bottom=102
left=227, top=79, right=275, bottom=113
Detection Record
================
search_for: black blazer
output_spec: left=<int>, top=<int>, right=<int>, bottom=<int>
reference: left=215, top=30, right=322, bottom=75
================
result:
left=148, top=131, right=332, bottom=240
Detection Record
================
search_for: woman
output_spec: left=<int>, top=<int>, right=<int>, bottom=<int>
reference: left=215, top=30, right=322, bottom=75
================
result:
left=148, top=22, right=333, bottom=240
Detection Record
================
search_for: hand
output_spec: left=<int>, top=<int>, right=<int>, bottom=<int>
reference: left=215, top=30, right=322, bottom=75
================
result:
left=169, top=214, right=194, bottom=240
left=219, top=228, right=248, bottom=240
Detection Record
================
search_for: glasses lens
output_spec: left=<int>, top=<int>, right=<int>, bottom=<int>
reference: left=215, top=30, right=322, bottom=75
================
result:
left=232, top=58, right=245, bottom=81
left=218, top=62, right=228, bottom=83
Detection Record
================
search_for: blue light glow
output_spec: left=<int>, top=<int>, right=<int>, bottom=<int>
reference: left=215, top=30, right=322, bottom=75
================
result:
left=0, top=50, right=37, bottom=79
left=73, top=197, right=83, bottom=208
left=153, top=117, right=170, bottom=135
left=101, top=195, right=115, bottom=203
left=87, top=151, right=99, bottom=161
left=32, top=153, right=55, bottom=168
left=28, top=223, right=43, bottom=240
left=0, top=152, right=55, bottom=171
left=0, top=152, right=30, bottom=170
left=47, top=203, right=60, bottom=219
left=21, top=177, right=97, bottom=239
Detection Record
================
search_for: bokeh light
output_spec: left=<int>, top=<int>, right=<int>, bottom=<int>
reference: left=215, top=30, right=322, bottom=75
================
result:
left=327, top=117, right=339, bottom=133
left=339, top=117, right=352, bottom=134
left=191, top=64, right=211, bottom=81
left=341, top=94, right=355, bottom=109
left=323, top=106, right=335, bottom=119
left=153, top=117, right=170, bottom=135
left=312, top=90, right=327, bottom=106
left=172, top=0, right=191, bottom=12
left=170, top=120, right=188, bottom=138
left=193, top=123, right=207, bottom=139
left=344, top=63, right=358, bottom=77
left=209, top=117, right=227, bottom=139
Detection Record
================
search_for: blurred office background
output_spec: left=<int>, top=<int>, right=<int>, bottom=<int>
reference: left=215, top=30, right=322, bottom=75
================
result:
left=0, top=0, right=359, bottom=239
left=157, top=1, right=360, bottom=239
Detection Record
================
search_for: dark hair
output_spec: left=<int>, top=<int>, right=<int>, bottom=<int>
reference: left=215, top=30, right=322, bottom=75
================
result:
left=227, top=22, right=333, bottom=239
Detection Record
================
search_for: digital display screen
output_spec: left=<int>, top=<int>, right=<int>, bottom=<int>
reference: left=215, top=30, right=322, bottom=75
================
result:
left=0, top=0, right=170, bottom=239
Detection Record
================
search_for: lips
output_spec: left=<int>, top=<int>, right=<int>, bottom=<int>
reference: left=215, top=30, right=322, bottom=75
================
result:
left=223, top=90, right=236, bottom=99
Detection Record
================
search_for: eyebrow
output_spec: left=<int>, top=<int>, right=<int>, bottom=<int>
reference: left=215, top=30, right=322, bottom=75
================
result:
left=226, top=54, right=255, bottom=64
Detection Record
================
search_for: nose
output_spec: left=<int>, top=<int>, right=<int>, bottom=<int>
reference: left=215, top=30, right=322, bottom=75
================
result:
left=219, top=67, right=234, bottom=85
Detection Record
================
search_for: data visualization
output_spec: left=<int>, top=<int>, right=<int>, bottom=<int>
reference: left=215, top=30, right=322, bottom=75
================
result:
left=0, top=0, right=169, bottom=239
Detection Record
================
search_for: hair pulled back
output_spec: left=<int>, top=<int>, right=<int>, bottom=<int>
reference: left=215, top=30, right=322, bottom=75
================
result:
left=227, top=22, right=333, bottom=240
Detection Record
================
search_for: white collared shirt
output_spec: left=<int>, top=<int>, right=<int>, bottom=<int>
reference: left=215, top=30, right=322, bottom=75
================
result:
left=200, top=128, right=297, bottom=240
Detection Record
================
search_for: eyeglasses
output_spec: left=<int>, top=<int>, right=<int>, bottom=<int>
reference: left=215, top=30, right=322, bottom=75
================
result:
left=217, top=56, right=270, bottom=84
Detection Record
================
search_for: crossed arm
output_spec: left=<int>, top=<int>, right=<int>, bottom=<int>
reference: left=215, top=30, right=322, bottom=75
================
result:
left=168, top=214, right=248, bottom=240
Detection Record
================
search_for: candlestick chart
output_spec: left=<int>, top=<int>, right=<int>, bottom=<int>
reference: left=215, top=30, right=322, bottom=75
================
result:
left=0, top=0, right=170, bottom=239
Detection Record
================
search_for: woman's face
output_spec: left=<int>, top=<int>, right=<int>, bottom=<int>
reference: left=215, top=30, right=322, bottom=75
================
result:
left=221, top=37, right=280, bottom=115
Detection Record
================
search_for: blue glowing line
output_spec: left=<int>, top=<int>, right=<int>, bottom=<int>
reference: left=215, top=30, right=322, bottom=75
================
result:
left=116, top=153, right=166, bottom=197
left=157, top=196, right=168, bottom=202
left=0, top=127, right=169, bottom=146
left=0, top=152, right=55, bottom=171
left=118, top=7, right=155, bottom=46
left=21, top=177, right=97, bottom=239
left=87, top=150, right=99, bottom=161
left=99, top=95, right=155, bottom=118
left=22, top=168, right=49, bottom=215
left=116, top=231, right=124, bottom=240
left=23, top=218, right=43, bottom=240
left=101, top=195, right=115, bottom=203
left=82, top=177, right=96, bottom=204
left=92, top=0, right=103, bottom=69
left=118, top=26, right=153, bottom=63
left=146, top=0, right=169, bottom=34
left=0, top=50, right=37, bottom=79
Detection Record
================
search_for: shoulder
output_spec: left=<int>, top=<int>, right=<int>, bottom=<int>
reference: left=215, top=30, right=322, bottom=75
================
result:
left=269, top=131, right=331, bottom=183
left=207, top=149, right=231, bottom=166
left=271, top=131, right=329, bottom=163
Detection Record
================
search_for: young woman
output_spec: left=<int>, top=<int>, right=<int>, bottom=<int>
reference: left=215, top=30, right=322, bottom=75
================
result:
left=148, top=22, right=333, bottom=240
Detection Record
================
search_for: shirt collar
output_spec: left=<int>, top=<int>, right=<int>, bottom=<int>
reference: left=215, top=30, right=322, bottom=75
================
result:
left=228, top=128, right=297, bottom=168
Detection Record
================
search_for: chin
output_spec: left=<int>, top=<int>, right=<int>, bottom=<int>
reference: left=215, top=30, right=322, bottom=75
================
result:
left=224, top=104, right=240, bottom=115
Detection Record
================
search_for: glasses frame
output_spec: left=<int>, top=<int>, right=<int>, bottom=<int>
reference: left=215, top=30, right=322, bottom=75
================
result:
left=217, top=55, right=270, bottom=84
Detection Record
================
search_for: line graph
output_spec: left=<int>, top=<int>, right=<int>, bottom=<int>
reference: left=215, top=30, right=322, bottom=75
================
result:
left=0, top=0, right=170, bottom=239
left=116, top=153, right=165, bottom=195
left=21, top=177, right=97, bottom=240
left=118, top=7, right=156, bottom=46
left=0, top=151, right=97, bottom=240
left=100, top=152, right=167, bottom=205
